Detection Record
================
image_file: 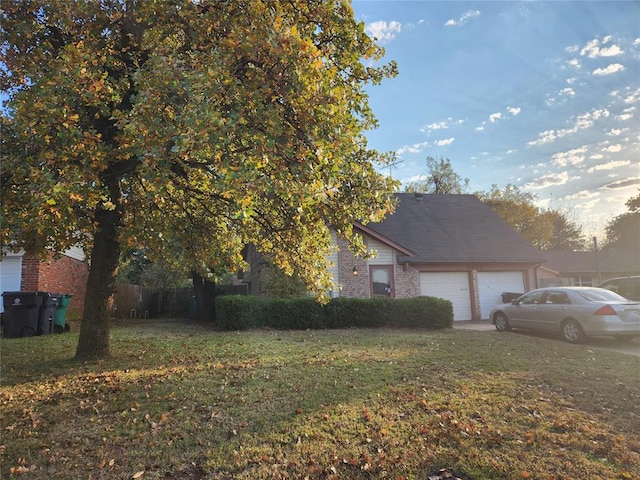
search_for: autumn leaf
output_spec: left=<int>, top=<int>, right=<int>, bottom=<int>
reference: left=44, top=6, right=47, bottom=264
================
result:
left=132, top=470, right=145, bottom=479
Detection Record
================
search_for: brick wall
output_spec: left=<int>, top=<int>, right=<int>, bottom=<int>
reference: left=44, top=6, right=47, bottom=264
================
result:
left=393, top=264, right=420, bottom=298
left=21, top=252, right=88, bottom=320
left=337, top=237, right=371, bottom=298
left=336, top=237, right=422, bottom=299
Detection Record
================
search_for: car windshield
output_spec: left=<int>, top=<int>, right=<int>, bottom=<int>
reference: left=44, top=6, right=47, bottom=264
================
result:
left=576, top=288, right=628, bottom=302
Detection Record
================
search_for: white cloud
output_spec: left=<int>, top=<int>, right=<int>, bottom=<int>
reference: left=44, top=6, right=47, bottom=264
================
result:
left=564, top=190, right=599, bottom=201
left=567, top=58, right=581, bottom=69
left=546, top=87, right=575, bottom=106
left=616, top=113, right=635, bottom=121
left=507, top=106, right=521, bottom=116
left=607, top=128, right=625, bottom=136
left=587, top=160, right=631, bottom=173
left=396, top=141, right=429, bottom=156
left=523, top=172, right=571, bottom=190
left=580, top=37, right=624, bottom=58
left=624, top=87, right=640, bottom=104
left=489, top=112, right=502, bottom=123
left=634, top=38, right=640, bottom=46
left=589, top=153, right=604, bottom=160
left=528, top=108, right=610, bottom=146
left=603, top=144, right=622, bottom=153
left=592, top=63, right=625, bottom=76
left=552, top=147, right=587, bottom=167
left=365, top=21, right=402, bottom=43
left=559, top=87, right=575, bottom=97
left=444, top=9, right=481, bottom=27
left=475, top=125, right=485, bottom=132
left=420, top=118, right=464, bottom=134
left=604, top=176, right=640, bottom=189
left=528, top=129, right=557, bottom=145
left=422, top=121, right=448, bottom=131
left=434, top=138, right=455, bottom=146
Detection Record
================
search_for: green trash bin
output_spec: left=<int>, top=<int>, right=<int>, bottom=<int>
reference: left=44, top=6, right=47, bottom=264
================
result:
left=53, top=294, right=73, bottom=334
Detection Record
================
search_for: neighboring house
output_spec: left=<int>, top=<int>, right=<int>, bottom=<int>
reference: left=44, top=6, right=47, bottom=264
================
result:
left=243, top=193, right=544, bottom=321
left=537, top=250, right=640, bottom=288
left=0, top=248, right=88, bottom=319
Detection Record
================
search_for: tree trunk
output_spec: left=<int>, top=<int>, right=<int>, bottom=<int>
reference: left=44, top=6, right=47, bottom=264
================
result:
left=75, top=204, right=122, bottom=360
left=191, top=271, right=216, bottom=324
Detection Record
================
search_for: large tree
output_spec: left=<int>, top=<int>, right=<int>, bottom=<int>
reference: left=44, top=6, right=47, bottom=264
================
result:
left=403, top=156, right=470, bottom=194
left=1, top=1, right=398, bottom=359
left=475, top=184, right=585, bottom=251
left=603, top=191, right=640, bottom=251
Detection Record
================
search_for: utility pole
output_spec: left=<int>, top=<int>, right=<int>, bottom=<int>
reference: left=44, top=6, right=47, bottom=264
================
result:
left=593, top=237, right=602, bottom=285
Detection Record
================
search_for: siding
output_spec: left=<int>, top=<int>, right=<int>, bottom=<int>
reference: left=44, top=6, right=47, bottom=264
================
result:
left=366, top=238, right=394, bottom=265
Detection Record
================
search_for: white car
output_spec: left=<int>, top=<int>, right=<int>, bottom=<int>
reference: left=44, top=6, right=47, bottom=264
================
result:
left=490, top=287, right=640, bottom=343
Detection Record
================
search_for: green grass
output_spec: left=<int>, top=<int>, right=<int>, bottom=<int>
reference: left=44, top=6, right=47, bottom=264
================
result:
left=1, top=320, right=639, bottom=479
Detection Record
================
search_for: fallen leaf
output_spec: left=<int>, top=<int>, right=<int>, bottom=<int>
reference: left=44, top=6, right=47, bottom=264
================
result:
left=132, top=470, right=145, bottom=479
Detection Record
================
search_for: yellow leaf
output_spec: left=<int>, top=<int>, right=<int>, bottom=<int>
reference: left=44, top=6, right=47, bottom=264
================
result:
left=132, top=470, right=145, bottom=479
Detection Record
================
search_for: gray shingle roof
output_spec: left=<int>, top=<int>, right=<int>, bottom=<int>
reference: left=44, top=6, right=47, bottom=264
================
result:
left=364, top=193, right=544, bottom=264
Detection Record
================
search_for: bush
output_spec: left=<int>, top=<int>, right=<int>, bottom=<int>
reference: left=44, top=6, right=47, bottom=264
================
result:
left=214, top=295, right=453, bottom=331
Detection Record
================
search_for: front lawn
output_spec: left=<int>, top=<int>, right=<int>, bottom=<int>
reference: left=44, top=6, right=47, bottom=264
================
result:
left=1, top=321, right=639, bottom=479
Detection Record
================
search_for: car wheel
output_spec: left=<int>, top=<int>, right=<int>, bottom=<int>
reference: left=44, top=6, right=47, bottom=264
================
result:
left=561, top=319, right=584, bottom=344
left=494, top=312, right=511, bottom=332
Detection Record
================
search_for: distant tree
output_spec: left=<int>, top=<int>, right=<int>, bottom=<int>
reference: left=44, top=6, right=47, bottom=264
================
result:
left=544, top=210, right=587, bottom=251
left=1, top=1, right=398, bottom=359
left=118, top=250, right=190, bottom=289
left=603, top=191, right=640, bottom=251
left=474, top=184, right=584, bottom=251
left=263, top=263, right=308, bottom=298
left=475, top=185, right=551, bottom=249
left=404, top=156, right=470, bottom=194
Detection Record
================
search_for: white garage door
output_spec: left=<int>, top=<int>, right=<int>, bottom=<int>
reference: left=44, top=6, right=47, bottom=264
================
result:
left=0, top=256, right=23, bottom=313
left=420, top=272, right=472, bottom=321
left=477, top=271, right=524, bottom=320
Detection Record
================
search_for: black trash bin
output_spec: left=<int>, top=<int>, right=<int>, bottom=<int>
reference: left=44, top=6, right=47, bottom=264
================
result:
left=38, top=292, right=60, bottom=336
left=1, top=292, right=43, bottom=338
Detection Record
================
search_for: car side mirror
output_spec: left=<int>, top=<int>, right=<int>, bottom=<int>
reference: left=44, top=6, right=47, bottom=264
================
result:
left=511, top=299, right=519, bottom=305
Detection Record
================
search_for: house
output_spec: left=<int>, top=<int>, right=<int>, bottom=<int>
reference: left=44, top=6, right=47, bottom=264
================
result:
left=0, top=248, right=88, bottom=319
left=244, top=193, right=544, bottom=321
left=537, top=250, right=640, bottom=287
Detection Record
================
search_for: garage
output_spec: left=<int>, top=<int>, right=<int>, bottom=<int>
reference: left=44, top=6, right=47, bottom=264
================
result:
left=0, top=254, right=23, bottom=313
left=477, top=271, right=524, bottom=320
left=420, top=272, right=472, bottom=321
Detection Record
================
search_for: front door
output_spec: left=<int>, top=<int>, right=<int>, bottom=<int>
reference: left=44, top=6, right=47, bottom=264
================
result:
left=371, top=266, right=394, bottom=298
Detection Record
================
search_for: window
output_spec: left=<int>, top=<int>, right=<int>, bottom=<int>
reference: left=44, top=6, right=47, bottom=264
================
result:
left=519, top=291, right=544, bottom=305
left=545, top=292, right=570, bottom=305
left=370, top=266, right=394, bottom=298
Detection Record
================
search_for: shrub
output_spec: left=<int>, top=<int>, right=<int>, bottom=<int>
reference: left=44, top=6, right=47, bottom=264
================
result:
left=214, top=295, right=453, bottom=331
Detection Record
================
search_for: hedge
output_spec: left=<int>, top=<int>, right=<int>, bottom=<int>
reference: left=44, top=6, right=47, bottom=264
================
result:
left=214, top=295, right=453, bottom=331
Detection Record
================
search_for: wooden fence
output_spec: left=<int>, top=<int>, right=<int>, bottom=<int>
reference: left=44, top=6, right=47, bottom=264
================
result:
left=112, top=283, right=247, bottom=318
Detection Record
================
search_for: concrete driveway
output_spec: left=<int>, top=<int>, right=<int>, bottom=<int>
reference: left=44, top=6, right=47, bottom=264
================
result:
left=453, top=320, right=640, bottom=356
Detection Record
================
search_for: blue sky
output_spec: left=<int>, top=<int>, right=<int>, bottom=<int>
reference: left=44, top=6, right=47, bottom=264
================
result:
left=353, top=1, right=640, bottom=238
